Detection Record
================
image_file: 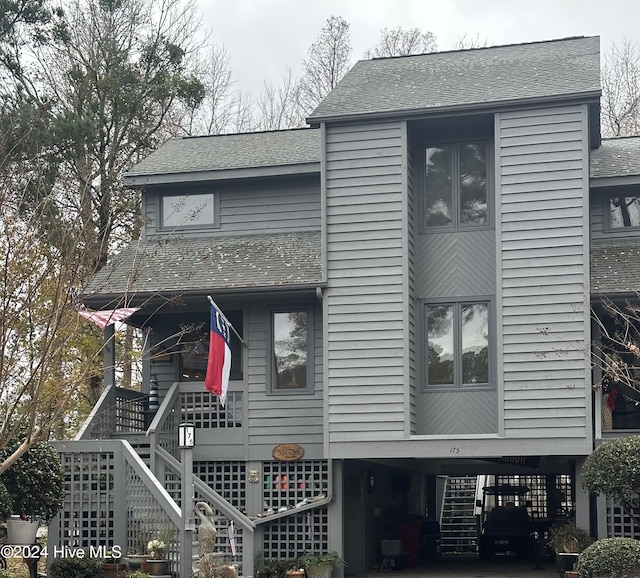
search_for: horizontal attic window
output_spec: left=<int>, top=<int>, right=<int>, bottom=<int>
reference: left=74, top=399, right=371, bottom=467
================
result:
left=161, top=192, right=218, bottom=228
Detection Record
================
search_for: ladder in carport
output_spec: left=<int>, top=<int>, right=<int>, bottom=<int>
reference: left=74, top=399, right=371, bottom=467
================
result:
left=439, top=476, right=479, bottom=553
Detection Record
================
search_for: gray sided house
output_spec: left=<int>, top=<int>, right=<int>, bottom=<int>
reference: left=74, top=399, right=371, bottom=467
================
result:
left=51, top=36, right=640, bottom=575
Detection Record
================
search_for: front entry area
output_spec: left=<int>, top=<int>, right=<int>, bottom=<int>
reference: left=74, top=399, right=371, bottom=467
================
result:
left=342, top=459, right=578, bottom=575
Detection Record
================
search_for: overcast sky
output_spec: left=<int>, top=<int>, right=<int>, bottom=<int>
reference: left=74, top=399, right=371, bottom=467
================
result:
left=196, top=0, right=640, bottom=96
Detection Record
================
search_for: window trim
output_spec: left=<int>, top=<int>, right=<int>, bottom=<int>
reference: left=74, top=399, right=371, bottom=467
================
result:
left=421, top=297, right=495, bottom=391
left=419, top=139, right=494, bottom=233
left=160, top=191, right=220, bottom=230
left=603, top=192, right=640, bottom=233
left=267, top=307, right=315, bottom=395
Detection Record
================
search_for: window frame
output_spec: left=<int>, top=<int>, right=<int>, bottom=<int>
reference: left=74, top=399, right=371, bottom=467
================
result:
left=160, top=191, right=220, bottom=230
left=421, top=297, right=494, bottom=391
left=267, top=306, right=315, bottom=395
left=420, top=139, right=494, bottom=232
left=604, top=192, right=640, bottom=233
left=176, top=310, right=243, bottom=382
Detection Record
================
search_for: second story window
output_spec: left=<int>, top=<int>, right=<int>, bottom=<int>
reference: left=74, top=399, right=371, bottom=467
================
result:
left=161, top=192, right=218, bottom=229
left=608, top=195, right=640, bottom=229
left=425, top=300, right=491, bottom=388
left=424, top=142, right=489, bottom=229
left=270, top=309, right=314, bottom=393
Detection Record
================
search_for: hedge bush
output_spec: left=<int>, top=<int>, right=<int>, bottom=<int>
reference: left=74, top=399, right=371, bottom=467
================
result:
left=578, top=537, right=640, bottom=578
left=48, top=556, right=103, bottom=578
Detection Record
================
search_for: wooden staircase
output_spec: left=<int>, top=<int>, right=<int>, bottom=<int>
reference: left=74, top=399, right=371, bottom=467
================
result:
left=439, top=476, right=479, bottom=553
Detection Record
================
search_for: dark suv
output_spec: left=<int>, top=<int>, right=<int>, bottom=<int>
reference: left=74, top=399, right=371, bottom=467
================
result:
left=477, top=485, right=536, bottom=558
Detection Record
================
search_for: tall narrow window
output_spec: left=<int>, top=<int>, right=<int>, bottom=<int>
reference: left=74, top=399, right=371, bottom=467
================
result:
left=272, top=311, right=311, bottom=391
left=425, top=142, right=489, bottom=228
left=425, top=301, right=490, bottom=388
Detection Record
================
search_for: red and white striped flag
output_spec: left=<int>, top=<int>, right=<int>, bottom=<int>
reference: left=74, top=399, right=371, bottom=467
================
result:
left=77, top=308, right=139, bottom=330
left=71, top=288, right=139, bottom=329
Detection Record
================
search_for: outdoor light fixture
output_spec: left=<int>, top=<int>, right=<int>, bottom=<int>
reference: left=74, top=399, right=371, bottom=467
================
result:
left=179, top=422, right=195, bottom=449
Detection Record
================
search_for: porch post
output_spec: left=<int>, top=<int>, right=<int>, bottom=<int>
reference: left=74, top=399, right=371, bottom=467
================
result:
left=180, top=424, right=195, bottom=578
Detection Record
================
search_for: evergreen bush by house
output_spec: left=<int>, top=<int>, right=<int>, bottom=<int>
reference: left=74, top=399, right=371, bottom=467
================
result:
left=0, top=481, right=12, bottom=520
left=578, top=537, right=640, bottom=578
left=49, top=556, right=103, bottom=578
left=582, top=436, right=640, bottom=527
left=0, top=436, right=65, bottom=521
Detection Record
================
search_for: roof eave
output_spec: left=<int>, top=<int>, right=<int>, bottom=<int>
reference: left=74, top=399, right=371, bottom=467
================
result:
left=124, top=162, right=320, bottom=187
left=590, top=175, right=640, bottom=188
left=307, top=91, right=602, bottom=126
left=84, top=282, right=327, bottom=310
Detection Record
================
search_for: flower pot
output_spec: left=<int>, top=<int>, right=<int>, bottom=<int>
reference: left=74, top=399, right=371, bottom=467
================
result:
left=564, top=571, right=579, bottom=578
left=286, top=570, right=305, bottom=578
left=126, top=554, right=149, bottom=571
left=101, top=562, right=127, bottom=578
left=305, top=564, right=334, bottom=578
left=6, top=515, right=39, bottom=545
left=147, top=559, right=169, bottom=575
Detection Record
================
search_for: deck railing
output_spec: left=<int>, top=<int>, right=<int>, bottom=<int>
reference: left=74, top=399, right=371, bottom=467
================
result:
left=55, top=382, right=255, bottom=577
left=75, top=385, right=149, bottom=440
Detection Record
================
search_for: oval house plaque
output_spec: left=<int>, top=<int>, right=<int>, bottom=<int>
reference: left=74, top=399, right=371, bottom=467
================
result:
left=272, top=443, right=304, bottom=462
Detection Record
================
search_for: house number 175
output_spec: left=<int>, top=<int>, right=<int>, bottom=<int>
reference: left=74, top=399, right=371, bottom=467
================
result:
left=449, top=447, right=460, bottom=454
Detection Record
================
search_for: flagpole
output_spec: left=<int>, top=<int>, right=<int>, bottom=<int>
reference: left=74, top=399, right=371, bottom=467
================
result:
left=207, top=295, right=245, bottom=345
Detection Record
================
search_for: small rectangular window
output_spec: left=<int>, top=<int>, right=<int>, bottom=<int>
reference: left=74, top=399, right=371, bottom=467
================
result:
left=609, top=195, right=640, bottom=229
left=162, top=192, right=217, bottom=228
left=424, top=141, right=489, bottom=229
left=425, top=301, right=491, bottom=388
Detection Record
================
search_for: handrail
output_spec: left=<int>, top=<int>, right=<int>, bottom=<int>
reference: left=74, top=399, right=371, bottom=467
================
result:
left=155, top=445, right=256, bottom=532
left=75, top=385, right=116, bottom=439
left=121, top=440, right=182, bottom=526
left=147, top=381, right=181, bottom=436
left=76, top=385, right=149, bottom=440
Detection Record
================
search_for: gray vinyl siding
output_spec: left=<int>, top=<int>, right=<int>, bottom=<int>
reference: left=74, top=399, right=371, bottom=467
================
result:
left=143, top=178, right=320, bottom=239
left=497, top=105, right=591, bottom=441
left=324, top=121, right=406, bottom=444
left=246, top=302, right=324, bottom=461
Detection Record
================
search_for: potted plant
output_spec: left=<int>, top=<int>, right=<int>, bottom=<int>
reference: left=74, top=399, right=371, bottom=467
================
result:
left=146, top=537, right=169, bottom=576
left=548, top=523, right=593, bottom=576
left=0, top=436, right=65, bottom=544
left=101, top=549, right=127, bottom=578
left=285, top=560, right=305, bottom=578
left=299, top=551, right=346, bottom=578
left=578, top=537, right=640, bottom=578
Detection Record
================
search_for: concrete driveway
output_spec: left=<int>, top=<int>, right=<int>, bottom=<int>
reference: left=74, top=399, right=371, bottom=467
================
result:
left=358, top=554, right=559, bottom=578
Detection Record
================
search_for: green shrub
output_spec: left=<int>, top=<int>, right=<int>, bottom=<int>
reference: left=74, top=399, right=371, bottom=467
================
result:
left=0, top=481, right=11, bottom=520
left=49, top=556, right=103, bottom=578
left=582, top=436, right=640, bottom=524
left=578, top=537, right=640, bottom=578
left=549, top=523, right=594, bottom=554
left=0, top=437, right=65, bottom=521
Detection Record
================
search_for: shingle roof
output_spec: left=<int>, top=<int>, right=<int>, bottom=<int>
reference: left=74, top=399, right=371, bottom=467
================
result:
left=590, top=137, right=640, bottom=180
left=84, top=231, right=323, bottom=299
left=591, top=239, right=640, bottom=294
left=309, top=36, right=601, bottom=122
left=125, top=128, right=320, bottom=181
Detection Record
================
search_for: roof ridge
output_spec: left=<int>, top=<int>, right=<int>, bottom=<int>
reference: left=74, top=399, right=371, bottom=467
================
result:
left=367, top=35, right=593, bottom=63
